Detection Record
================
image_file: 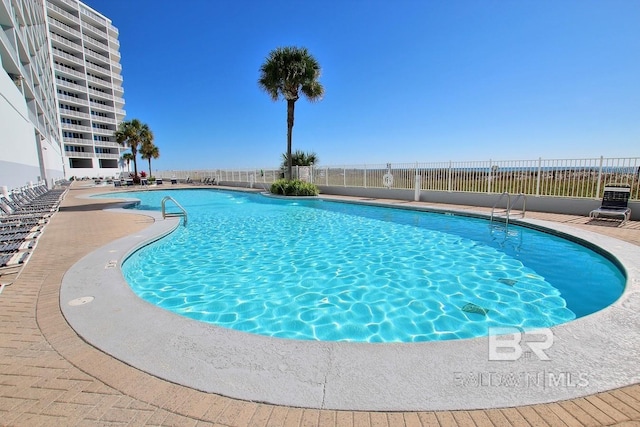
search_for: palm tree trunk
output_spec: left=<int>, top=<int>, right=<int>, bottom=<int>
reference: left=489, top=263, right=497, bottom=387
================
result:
left=148, top=159, right=152, bottom=178
left=287, top=99, right=295, bottom=180
left=132, top=150, right=138, bottom=180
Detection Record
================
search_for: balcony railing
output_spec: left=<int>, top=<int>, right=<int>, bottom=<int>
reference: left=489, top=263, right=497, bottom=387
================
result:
left=85, top=74, right=109, bottom=87
left=81, top=20, right=107, bottom=38
left=95, top=152, right=119, bottom=159
left=52, top=49, right=84, bottom=66
left=56, top=79, right=86, bottom=92
left=90, top=115, right=116, bottom=124
left=54, top=63, right=84, bottom=78
left=82, top=33, right=109, bottom=51
left=84, top=47, right=109, bottom=63
left=61, top=123, right=92, bottom=132
left=58, top=93, right=88, bottom=105
left=50, top=33, right=83, bottom=53
left=90, top=101, right=113, bottom=111
left=47, top=2, right=79, bottom=23
left=92, top=128, right=115, bottom=136
left=49, top=18, right=81, bottom=37
left=59, top=109, right=90, bottom=119
left=64, top=151, right=94, bottom=158
left=158, top=156, right=640, bottom=201
left=63, top=137, right=93, bottom=145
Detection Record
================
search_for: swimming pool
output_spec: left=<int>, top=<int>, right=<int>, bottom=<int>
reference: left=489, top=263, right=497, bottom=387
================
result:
left=106, top=189, right=625, bottom=343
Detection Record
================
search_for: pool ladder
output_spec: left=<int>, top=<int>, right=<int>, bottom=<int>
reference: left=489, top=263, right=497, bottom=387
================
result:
left=161, top=196, right=188, bottom=226
left=490, top=192, right=526, bottom=231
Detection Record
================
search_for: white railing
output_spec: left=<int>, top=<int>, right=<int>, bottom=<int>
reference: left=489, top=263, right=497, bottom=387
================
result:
left=157, top=156, right=640, bottom=200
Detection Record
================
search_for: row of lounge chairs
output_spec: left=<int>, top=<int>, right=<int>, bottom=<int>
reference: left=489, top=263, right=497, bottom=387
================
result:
left=201, top=177, right=217, bottom=185
left=0, top=184, right=67, bottom=270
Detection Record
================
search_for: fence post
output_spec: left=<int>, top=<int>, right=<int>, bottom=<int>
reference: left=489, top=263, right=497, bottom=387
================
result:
left=595, top=156, right=603, bottom=198
left=535, top=157, right=542, bottom=196
left=447, top=161, right=452, bottom=192
left=364, top=164, right=367, bottom=188
left=414, top=169, right=421, bottom=202
left=488, top=159, right=492, bottom=194
left=343, top=167, right=346, bottom=187
left=325, top=167, right=329, bottom=186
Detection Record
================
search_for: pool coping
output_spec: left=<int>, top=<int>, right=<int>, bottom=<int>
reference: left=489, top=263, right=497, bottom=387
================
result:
left=60, top=191, right=640, bottom=411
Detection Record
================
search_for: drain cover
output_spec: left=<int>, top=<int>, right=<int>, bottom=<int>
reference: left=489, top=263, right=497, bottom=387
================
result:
left=68, top=296, right=94, bottom=306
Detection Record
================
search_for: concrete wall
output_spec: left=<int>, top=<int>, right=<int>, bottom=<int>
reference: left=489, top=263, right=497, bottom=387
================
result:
left=0, top=68, right=42, bottom=189
left=0, top=58, right=65, bottom=189
left=217, top=181, right=638, bottom=221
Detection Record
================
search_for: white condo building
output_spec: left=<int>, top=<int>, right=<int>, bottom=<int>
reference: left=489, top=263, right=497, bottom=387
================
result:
left=0, top=0, right=64, bottom=189
left=0, top=0, right=125, bottom=190
left=46, top=0, right=125, bottom=178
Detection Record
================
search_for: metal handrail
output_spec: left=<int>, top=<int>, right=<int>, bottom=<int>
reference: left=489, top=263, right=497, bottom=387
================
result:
left=490, top=192, right=527, bottom=232
left=161, top=196, right=187, bottom=226
left=490, top=192, right=511, bottom=228
left=509, top=193, right=527, bottom=218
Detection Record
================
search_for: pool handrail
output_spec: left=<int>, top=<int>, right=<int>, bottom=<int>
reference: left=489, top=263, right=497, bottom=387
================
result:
left=161, top=196, right=188, bottom=226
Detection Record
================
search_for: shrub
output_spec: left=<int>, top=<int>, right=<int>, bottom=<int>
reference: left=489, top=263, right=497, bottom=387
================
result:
left=270, top=179, right=319, bottom=196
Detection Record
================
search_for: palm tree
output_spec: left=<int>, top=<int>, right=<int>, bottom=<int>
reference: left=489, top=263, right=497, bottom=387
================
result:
left=281, top=150, right=318, bottom=169
left=258, top=46, right=324, bottom=180
left=114, top=119, right=153, bottom=180
left=140, top=142, right=160, bottom=179
left=120, top=152, right=134, bottom=173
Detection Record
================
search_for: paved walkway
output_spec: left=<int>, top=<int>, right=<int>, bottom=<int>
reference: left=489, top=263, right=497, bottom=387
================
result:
left=1, top=183, right=639, bottom=426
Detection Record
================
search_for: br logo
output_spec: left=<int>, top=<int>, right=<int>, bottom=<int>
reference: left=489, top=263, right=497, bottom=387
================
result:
left=488, top=327, right=554, bottom=361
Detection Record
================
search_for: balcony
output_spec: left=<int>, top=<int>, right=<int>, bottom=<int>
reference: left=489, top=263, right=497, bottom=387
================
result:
left=88, top=87, right=111, bottom=99
left=57, top=79, right=86, bottom=92
left=90, top=115, right=116, bottom=125
left=82, top=34, right=109, bottom=51
left=95, top=152, right=119, bottom=159
left=110, top=47, right=121, bottom=61
left=85, top=61, right=110, bottom=76
left=63, top=136, right=93, bottom=145
left=64, top=151, right=95, bottom=158
left=59, top=109, right=90, bottom=120
left=52, top=49, right=84, bottom=67
left=91, top=128, right=118, bottom=137
left=81, top=20, right=108, bottom=39
left=84, top=49, right=109, bottom=64
left=49, top=18, right=81, bottom=38
left=90, top=103, right=114, bottom=113
left=93, top=140, right=118, bottom=147
left=54, top=63, right=84, bottom=79
left=61, top=123, right=92, bottom=132
left=79, top=5, right=106, bottom=26
left=50, top=33, right=83, bottom=53
left=53, top=0, right=78, bottom=9
left=47, top=3, right=79, bottom=25
left=85, top=74, right=110, bottom=88
left=58, top=93, right=88, bottom=106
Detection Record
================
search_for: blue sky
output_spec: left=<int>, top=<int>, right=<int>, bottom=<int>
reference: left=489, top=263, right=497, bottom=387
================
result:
left=84, top=0, right=639, bottom=171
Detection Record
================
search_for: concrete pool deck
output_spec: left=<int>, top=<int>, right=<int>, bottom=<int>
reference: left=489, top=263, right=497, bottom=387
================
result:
left=1, top=182, right=640, bottom=425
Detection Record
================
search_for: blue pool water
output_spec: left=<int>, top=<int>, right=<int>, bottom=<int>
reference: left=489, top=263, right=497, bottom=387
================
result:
left=103, top=189, right=625, bottom=343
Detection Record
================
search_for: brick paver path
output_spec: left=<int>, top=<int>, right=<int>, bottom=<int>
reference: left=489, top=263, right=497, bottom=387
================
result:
left=1, top=184, right=639, bottom=426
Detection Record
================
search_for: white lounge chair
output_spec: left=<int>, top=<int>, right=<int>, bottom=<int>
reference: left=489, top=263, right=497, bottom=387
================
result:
left=589, top=184, right=632, bottom=224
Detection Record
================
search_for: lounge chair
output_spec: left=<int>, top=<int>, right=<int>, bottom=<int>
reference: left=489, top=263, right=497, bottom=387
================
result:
left=0, top=240, right=35, bottom=253
left=589, top=184, right=632, bottom=224
left=0, top=251, right=30, bottom=269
